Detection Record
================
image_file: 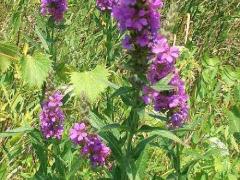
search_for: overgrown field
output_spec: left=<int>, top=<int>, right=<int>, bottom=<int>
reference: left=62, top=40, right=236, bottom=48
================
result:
left=0, top=0, right=239, bottom=179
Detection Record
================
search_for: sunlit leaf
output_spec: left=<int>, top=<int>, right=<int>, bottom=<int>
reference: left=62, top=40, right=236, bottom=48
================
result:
left=151, top=73, right=174, bottom=92
left=20, top=52, right=52, bottom=87
left=0, top=42, right=19, bottom=60
left=71, top=65, right=110, bottom=102
left=0, top=57, right=11, bottom=73
left=0, top=126, right=34, bottom=138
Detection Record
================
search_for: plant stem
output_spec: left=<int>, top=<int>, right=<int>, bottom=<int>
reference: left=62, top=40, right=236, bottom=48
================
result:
left=176, top=144, right=181, bottom=179
left=126, top=131, right=134, bottom=158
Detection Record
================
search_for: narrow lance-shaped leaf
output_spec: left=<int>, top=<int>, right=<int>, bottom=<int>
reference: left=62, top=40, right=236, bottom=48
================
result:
left=151, top=73, right=174, bottom=92
left=0, top=126, right=34, bottom=138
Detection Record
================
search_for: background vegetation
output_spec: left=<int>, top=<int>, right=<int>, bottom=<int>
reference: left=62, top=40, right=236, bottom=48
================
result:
left=0, top=0, right=239, bottom=179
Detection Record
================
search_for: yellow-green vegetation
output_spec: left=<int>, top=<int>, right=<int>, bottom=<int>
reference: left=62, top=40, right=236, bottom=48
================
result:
left=0, top=0, right=239, bottom=179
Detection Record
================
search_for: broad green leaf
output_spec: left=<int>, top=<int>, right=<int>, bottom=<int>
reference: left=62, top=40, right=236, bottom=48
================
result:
left=20, top=53, right=52, bottom=87
left=151, top=73, right=174, bottom=92
left=71, top=65, right=110, bottom=102
left=0, top=42, right=19, bottom=60
left=0, top=57, right=11, bottom=72
left=0, top=126, right=33, bottom=138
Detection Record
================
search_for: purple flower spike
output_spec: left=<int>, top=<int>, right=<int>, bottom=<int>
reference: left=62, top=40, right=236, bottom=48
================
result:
left=41, top=0, right=68, bottom=22
left=97, top=0, right=189, bottom=127
left=39, top=91, right=65, bottom=139
left=82, top=135, right=111, bottom=167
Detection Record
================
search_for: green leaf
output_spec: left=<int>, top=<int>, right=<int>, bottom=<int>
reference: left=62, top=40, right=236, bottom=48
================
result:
left=0, top=126, right=33, bottom=138
left=203, top=57, right=220, bottom=67
left=228, top=106, right=240, bottom=134
left=151, top=73, right=174, bottom=92
left=133, top=135, right=158, bottom=159
left=0, top=57, right=11, bottom=73
left=98, top=123, right=122, bottom=133
left=228, top=106, right=240, bottom=143
left=0, top=42, right=19, bottom=60
left=150, top=130, right=188, bottom=147
left=20, top=52, right=52, bottom=87
left=0, top=162, right=8, bottom=180
left=35, top=26, right=49, bottom=52
left=135, top=145, right=150, bottom=180
left=71, top=65, right=110, bottom=102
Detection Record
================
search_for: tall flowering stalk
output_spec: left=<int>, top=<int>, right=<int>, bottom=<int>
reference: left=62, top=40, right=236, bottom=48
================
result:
left=98, top=0, right=189, bottom=127
left=97, top=0, right=190, bottom=178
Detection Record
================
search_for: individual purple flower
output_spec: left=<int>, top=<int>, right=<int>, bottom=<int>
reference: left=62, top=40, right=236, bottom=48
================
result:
left=41, top=0, right=68, bottom=22
left=39, top=91, right=65, bottom=139
left=69, top=122, right=88, bottom=144
left=159, top=46, right=179, bottom=63
left=151, top=36, right=169, bottom=54
left=96, top=0, right=119, bottom=11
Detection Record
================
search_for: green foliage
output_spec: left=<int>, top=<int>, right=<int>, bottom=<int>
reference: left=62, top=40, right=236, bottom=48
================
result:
left=71, top=65, right=110, bottom=102
left=0, top=42, right=19, bottom=72
left=0, top=0, right=239, bottom=179
left=151, top=73, right=174, bottom=92
left=20, top=53, right=52, bottom=87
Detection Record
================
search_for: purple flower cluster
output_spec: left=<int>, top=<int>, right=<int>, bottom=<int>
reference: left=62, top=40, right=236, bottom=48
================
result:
left=99, top=0, right=189, bottom=127
left=143, top=35, right=189, bottom=126
left=112, top=0, right=163, bottom=48
left=41, top=0, right=68, bottom=22
left=40, top=91, right=65, bottom=139
left=70, top=122, right=111, bottom=167
left=96, top=0, right=119, bottom=11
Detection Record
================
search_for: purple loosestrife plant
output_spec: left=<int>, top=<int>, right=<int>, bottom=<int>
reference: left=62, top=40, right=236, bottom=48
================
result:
left=111, top=0, right=189, bottom=127
left=69, top=122, right=111, bottom=167
left=41, top=0, right=68, bottom=22
left=39, top=91, right=65, bottom=139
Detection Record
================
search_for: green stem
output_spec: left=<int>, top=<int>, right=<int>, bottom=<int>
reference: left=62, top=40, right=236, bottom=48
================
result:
left=51, top=24, right=57, bottom=69
left=126, top=132, right=134, bottom=158
left=176, top=144, right=181, bottom=179
left=40, top=22, right=55, bottom=104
